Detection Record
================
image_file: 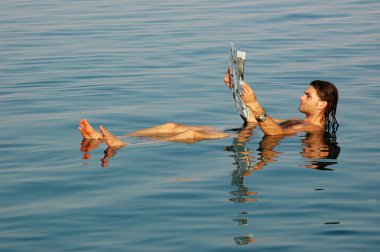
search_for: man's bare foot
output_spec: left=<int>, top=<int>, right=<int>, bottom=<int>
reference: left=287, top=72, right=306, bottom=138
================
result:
left=100, top=125, right=127, bottom=147
left=79, top=119, right=103, bottom=139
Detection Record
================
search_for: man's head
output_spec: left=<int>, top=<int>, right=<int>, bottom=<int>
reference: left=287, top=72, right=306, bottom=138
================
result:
left=299, top=80, right=339, bottom=132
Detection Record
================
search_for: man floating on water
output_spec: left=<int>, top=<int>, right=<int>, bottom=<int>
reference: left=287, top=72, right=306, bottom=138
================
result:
left=79, top=68, right=338, bottom=148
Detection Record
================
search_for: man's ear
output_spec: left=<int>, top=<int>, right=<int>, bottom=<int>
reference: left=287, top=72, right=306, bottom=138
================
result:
left=317, top=100, right=327, bottom=110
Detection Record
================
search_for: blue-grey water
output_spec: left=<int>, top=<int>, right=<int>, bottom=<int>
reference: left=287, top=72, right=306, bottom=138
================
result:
left=1, top=0, right=379, bottom=251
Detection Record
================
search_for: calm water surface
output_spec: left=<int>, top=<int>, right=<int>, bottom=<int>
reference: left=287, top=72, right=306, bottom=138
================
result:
left=1, top=0, right=379, bottom=251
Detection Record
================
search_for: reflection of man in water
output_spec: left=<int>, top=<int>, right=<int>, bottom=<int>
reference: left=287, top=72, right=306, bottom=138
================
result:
left=226, top=128, right=340, bottom=187
left=300, top=132, right=340, bottom=169
left=256, top=132, right=340, bottom=170
left=226, top=113, right=340, bottom=246
left=228, top=130, right=340, bottom=172
left=224, top=69, right=339, bottom=135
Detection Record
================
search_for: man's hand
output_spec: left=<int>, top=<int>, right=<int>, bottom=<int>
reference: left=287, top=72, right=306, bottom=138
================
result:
left=224, top=68, right=232, bottom=89
left=241, top=83, right=257, bottom=105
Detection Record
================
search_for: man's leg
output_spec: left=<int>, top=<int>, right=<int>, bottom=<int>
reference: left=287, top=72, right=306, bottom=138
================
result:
left=79, top=120, right=229, bottom=146
left=127, top=122, right=215, bottom=137
left=164, top=129, right=230, bottom=143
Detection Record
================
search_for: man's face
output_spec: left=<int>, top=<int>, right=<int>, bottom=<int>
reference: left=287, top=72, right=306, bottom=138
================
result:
left=299, top=85, right=321, bottom=115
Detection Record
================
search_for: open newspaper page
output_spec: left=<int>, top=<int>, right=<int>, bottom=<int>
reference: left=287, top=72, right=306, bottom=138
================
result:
left=229, top=43, right=249, bottom=120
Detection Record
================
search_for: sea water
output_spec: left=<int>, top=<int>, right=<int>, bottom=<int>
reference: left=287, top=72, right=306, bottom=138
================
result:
left=1, top=0, right=379, bottom=251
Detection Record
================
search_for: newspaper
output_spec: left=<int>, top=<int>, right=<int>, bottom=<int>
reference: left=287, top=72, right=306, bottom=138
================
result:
left=229, top=43, right=249, bottom=120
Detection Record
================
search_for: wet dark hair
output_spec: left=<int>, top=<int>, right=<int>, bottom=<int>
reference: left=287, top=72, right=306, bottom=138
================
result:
left=310, top=80, right=339, bottom=134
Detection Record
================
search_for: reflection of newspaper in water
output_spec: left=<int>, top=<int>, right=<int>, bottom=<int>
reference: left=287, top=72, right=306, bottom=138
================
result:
left=229, top=43, right=250, bottom=120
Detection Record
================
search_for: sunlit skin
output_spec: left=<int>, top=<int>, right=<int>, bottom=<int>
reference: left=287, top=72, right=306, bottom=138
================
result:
left=79, top=119, right=230, bottom=147
left=99, top=125, right=127, bottom=147
left=78, top=119, right=230, bottom=167
left=78, top=119, right=103, bottom=139
left=224, top=69, right=327, bottom=135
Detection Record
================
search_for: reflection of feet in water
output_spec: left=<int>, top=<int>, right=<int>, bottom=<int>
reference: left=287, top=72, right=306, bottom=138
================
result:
left=79, top=119, right=103, bottom=139
left=80, top=138, right=103, bottom=160
left=100, top=125, right=127, bottom=147
left=98, top=126, right=127, bottom=167
left=101, top=146, right=124, bottom=168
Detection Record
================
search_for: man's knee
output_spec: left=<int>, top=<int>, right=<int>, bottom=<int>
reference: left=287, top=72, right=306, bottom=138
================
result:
left=161, top=122, right=182, bottom=130
left=182, top=129, right=201, bottom=138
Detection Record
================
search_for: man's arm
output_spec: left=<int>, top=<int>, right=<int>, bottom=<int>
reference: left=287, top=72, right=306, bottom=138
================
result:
left=241, top=83, right=322, bottom=135
left=241, top=83, right=284, bottom=135
left=224, top=69, right=286, bottom=124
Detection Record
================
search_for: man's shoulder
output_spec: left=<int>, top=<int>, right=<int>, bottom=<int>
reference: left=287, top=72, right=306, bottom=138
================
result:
left=280, top=119, right=323, bottom=133
left=279, top=119, right=304, bottom=129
